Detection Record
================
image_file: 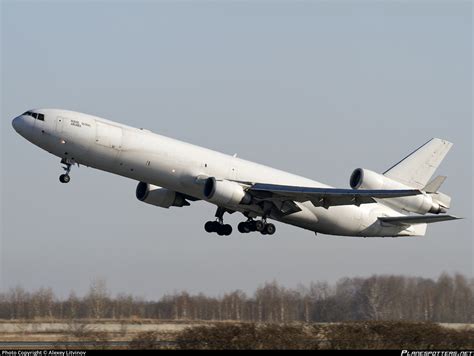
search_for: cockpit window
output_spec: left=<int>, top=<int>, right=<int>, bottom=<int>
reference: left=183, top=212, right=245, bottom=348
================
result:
left=23, top=111, right=44, bottom=121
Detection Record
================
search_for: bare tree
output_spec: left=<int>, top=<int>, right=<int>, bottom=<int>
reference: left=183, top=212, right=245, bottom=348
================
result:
left=86, top=278, right=109, bottom=319
left=0, top=273, right=472, bottom=323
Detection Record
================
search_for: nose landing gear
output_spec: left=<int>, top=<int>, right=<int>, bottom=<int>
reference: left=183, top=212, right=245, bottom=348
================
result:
left=59, top=174, right=70, bottom=183
left=59, top=158, right=74, bottom=183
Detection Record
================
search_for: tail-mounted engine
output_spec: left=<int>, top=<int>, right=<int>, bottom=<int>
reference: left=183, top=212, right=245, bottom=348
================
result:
left=350, top=168, right=448, bottom=214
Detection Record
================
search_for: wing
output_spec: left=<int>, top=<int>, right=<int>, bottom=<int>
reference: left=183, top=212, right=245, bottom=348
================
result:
left=248, top=183, right=421, bottom=209
left=379, top=215, right=461, bottom=226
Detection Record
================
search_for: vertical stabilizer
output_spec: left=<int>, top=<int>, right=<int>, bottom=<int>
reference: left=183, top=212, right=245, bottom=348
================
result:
left=383, top=138, right=452, bottom=189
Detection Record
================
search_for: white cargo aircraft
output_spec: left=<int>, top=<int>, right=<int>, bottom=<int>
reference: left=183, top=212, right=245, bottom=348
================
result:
left=12, top=109, right=460, bottom=237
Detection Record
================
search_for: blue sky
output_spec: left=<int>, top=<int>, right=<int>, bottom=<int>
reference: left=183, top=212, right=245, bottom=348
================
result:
left=1, top=1, right=472, bottom=298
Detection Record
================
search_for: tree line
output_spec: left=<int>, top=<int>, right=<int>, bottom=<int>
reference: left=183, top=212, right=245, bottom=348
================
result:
left=1, top=273, right=472, bottom=323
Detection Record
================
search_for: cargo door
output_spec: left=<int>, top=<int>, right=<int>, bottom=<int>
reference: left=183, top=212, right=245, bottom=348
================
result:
left=96, top=121, right=123, bottom=150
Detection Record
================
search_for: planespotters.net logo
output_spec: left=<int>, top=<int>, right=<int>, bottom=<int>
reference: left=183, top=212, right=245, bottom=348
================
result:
left=402, top=351, right=474, bottom=356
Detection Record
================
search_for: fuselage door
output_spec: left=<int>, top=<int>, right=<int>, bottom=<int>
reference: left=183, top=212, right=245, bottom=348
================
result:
left=96, top=121, right=123, bottom=149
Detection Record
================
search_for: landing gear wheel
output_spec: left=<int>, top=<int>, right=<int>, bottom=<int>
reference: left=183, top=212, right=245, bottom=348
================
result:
left=222, top=224, right=232, bottom=236
left=248, top=221, right=257, bottom=232
left=211, top=221, right=221, bottom=232
left=205, top=221, right=215, bottom=233
left=59, top=174, right=70, bottom=183
left=255, top=220, right=265, bottom=232
left=238, top=219, right=275, bottom=234
left=238, top=221, right=255, bottom=233
left=59, top=158, right=75, bottom=184
left=205, top=221, right=232, bottom=236
left=238, top=222, right=247, bottom=233
left=264, top=223, right=276, bottom=235
left=216, top=224, right=232, bottom=236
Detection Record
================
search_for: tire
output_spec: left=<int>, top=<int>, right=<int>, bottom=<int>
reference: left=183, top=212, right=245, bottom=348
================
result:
left=238, top=222, right=247, bottom=233
left=59, top=174, right=70, bottom=183
left=265, top=223, right=276, bottom=235
left=242, top=223, right=251, bottom=233
left=204, top=221, right=214, bottom=233
left=255, top=220, right=265, bottom=231
left=223, top=224, right=232, bottom=236
left=216, top=224, right=225, bottom=236
left=211, top=221, right=221, bottom=232
left=249, top=221, right=257, bottom=232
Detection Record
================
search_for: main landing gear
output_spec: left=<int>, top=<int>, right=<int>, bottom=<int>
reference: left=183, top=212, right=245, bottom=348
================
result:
left=204, top=221, right=232, bottom=236
left=204, top=207, right=233, bottom=236
left=59, top=158, right=73, bottom=183
left=238, top=219, right=276, bottom=235
left=204, top=208, right=276, bottom=236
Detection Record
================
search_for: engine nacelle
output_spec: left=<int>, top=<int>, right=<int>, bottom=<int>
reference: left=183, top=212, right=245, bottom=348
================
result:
left=203, top=177, right=252, bottom=206
left=350, top=168, right=445, bottom=214
left=136, top=182, right=189, bottom=208
left=350, top=168, right=409, bottom=191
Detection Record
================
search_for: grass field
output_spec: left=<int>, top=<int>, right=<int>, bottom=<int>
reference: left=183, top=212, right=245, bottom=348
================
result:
left=0, top=320, right=473, bottom=349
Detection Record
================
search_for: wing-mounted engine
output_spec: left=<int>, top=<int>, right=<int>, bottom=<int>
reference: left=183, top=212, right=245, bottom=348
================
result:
left=350, top=168, right=448, bottom=214
left=136, top=182, right=190, bottom=208
left=203, top=177, right=252, bottom=206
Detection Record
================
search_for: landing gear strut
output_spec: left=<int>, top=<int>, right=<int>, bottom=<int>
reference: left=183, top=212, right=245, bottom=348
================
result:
left=204, top=207, right=233, bottom=236
left=238, top=218, right=276, bottom=236
left=59, top=158, right=73, bottom=183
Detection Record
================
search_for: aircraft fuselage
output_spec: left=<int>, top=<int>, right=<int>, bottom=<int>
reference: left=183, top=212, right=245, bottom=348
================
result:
left=12, top=109, right=423, bottom=237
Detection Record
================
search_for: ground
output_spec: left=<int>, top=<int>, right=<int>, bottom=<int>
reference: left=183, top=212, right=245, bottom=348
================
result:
left=0, top=320, right=472, bottom=349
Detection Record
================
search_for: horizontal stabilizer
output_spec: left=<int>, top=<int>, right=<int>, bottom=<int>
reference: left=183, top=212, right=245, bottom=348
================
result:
left=423, top=176, right=447, bottom=193
left=379, top=214, right=461, bottom=226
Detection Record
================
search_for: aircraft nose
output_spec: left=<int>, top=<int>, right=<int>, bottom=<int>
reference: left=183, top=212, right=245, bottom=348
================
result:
left=12, top=116, right=22, bottom=133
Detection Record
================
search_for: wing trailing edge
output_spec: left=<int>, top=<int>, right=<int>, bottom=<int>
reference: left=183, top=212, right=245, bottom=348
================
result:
left=249, top=183, right=421, bottom=208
